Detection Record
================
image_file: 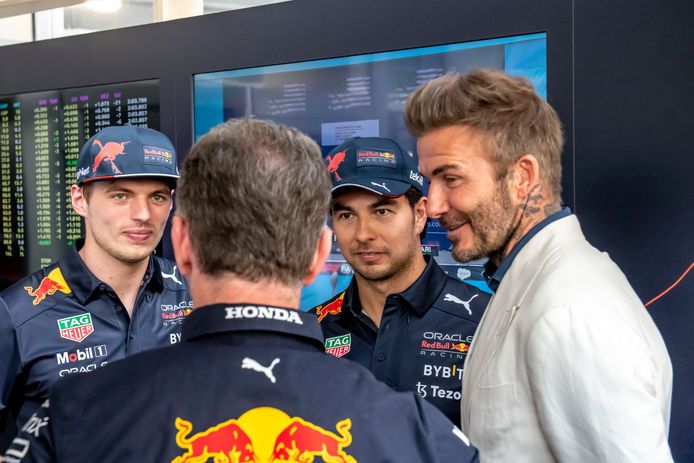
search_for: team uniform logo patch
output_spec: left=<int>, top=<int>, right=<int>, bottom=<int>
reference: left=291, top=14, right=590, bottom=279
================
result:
left=325, top=334, right=352, bottom=358
left=356, top=149, right=397, bottom=168
left=325, top=149, right=347, bottom=181
left=420, top=332, right=471, bottom=358
left=143, top=145, right=175, bottom=169
left=24, top=267, right=72, bottom=305
left=92, top=139, right=129, bottom=174
left=172, top=407, right=356, bottom=463
left=316, top=292, right=345, bottom=322
left=57, top=313, right=94, bottom=343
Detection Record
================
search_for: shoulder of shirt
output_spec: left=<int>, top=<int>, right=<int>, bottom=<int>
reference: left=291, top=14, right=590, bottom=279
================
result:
left=429, top=275, right=491, bottom=321
left=0, top=261, right=72, bottom=326
left=307, top=290, right=347, bottom=323
left=443, top=274, right=493, bottom=297
left=152, top=255, right=190, bottom=292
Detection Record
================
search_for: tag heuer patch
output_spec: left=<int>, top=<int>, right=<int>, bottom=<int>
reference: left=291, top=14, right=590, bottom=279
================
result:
left=325, top=334, right=351, bottom=358
left=57, top=313, right=94, bottom=343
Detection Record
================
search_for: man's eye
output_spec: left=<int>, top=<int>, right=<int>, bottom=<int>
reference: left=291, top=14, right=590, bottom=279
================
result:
left=444, top=176, right=462, bottom=187
left=337, top=212, right=352, bottom=220
left=112, top=193, right=127, bottom=200
left=375, top=208, right=389, bottom=216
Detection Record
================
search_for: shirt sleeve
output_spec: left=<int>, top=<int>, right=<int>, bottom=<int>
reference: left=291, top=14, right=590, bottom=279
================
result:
left=416, top=396, right=480, bottom=463
left=525, top=304, right=673, bottom=462
left=2, top=399, right=54, bottom=463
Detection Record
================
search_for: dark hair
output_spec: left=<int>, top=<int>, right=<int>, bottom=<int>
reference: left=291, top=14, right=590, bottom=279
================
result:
left=404, top=187, right=423, bottom=207
left=175, top=118, right=331, bottom=284
left=404, top=187, right=427, bottom=241
left=81, top=183, right=93, bottom=202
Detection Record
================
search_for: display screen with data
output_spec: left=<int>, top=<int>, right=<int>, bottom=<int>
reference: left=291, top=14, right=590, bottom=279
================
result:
left=194, top=33, right=547, bottom=308
left=0, top=80, right=159, bottom=288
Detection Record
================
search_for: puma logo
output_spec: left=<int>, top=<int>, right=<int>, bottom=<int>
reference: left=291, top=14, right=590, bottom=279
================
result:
left=241, top=357, right=280, bottom=383
left=370, top=182, right=390, bottom=192
left=443, top=293, right=478, bottom=315
left=161, top=266, right=183, bottom=285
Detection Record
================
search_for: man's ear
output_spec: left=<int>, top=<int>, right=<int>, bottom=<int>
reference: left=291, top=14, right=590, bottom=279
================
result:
left=509, top=154, right=541, bottom=200
left=171, top=215, right=193, bottom=278
left=71, top=185, right=88, bottom=218
left=414, top=196, right=428, bottom=235
left=303, top=226, right=333, bottom=286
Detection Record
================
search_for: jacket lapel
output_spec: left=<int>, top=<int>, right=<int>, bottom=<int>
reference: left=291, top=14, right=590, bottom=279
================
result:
left=461, top=216, right=586, bottom=429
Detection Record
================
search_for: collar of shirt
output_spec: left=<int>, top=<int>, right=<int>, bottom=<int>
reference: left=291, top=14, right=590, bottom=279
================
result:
left=61, top=238, right=163, bottom=305
left=344, top=256, right=448, bottom=318
left=182, top=303, right=325, bottom=349
left=484, top=207, right=572, bottom=292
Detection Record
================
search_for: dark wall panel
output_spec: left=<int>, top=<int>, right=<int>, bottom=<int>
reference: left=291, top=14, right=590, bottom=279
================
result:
left=574, top=0, right=694, bottom=460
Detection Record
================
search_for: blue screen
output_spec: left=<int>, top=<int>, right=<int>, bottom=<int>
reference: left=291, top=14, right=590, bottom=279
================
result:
left=193, top=33, right=547, bottom=309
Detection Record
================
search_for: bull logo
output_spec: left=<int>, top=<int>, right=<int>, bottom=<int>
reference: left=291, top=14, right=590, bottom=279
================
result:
left=315, top=292, right=345, bottom=322
left=92, top=139, right=130, bottom=174
left=24, top=268, right=72, bottom=305
left=172, top=407, right=357, bottom=463
left=325, top=150, right=347, bottom=181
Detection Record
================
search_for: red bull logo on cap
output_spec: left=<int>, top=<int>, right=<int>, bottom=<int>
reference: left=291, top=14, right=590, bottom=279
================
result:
left=325, top=149, right=347, bottom=181
left=24, top=268, right=72, bottom=305
left=92, top=139, right=130, bottom=174
left=172, top=407, right=357, bottom=463
left=355, top=149, right=397, bottom=167
left=143, top=144, right=175, bottom=168
left=315, top=292, right=345, bottom=322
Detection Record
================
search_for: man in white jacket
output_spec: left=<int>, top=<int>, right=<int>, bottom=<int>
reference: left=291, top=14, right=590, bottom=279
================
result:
left=404, top=69, right=673, bottom=462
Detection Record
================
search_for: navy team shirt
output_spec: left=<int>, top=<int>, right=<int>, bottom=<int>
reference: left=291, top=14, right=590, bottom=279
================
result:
left=0, top=241, right=191, bottom=446
left=6, top=304, right=478, bottom=463
left=310, top=257, right=491, bottom=424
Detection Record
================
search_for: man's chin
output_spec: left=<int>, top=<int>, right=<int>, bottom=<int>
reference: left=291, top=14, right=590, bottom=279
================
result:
left=113, top=246, right=155, bottom=265
left=353, top=264, right=395, bottom=283
left=451, top=244, right=485, bottom=264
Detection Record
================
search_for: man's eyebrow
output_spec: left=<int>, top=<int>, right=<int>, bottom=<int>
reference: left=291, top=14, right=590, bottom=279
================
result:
left=370, top=197, right=398, bottom=209
left=431, top=164, right=462, bottom=177
left=331, top=201, right=353, bottom=212
left=151, top=188, right=172, bottom=196
left=104, top=185, right=134, bottom=194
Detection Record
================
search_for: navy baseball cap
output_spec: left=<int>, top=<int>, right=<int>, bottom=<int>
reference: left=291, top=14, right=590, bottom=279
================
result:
left=76, top=125, right=179, bottom=187
left=326, top=137, right=424, bottom=197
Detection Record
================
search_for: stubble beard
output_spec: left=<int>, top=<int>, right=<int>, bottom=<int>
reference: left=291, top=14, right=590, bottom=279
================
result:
left=445, top=181, right=518, bottom=263
left=350, top=237, right=420, bottom=283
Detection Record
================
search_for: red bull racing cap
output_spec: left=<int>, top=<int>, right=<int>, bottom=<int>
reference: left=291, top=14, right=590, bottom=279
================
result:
left=325, top=137, right=424, bottom=197
left=76, top=125, right=179, bottom=187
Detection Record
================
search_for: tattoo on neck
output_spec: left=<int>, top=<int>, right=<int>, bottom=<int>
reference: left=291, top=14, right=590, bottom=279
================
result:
left=523, top=193, right=544, bottom=218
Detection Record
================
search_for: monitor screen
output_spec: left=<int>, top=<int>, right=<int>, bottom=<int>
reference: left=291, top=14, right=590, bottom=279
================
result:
left=193, top=33, right=547, bottom=309
left=0, top=79, right=160, bottom=289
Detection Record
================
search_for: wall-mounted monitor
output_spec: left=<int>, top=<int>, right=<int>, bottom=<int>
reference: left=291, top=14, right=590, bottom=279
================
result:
left=0, top=79, right=160, bottom=288
left=193, top=32, right=547, bottom=309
